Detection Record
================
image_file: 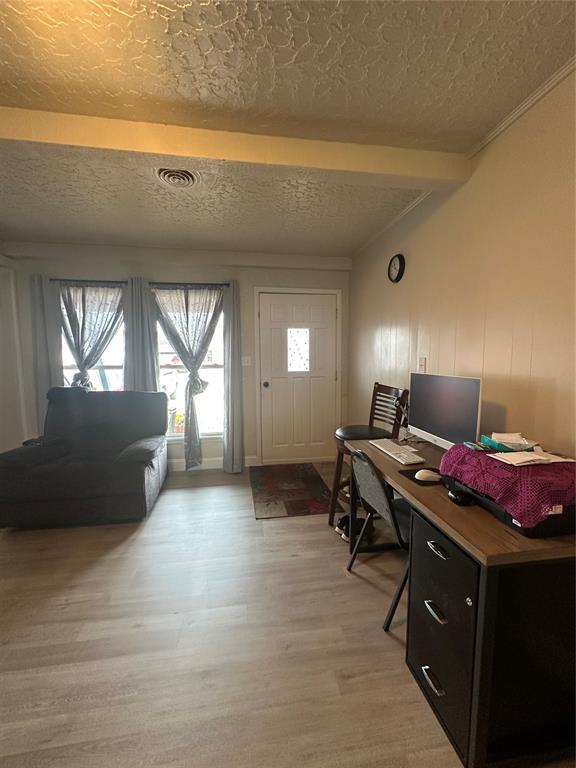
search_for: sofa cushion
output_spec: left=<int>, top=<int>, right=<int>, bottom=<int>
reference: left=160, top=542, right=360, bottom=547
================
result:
left=0, top=442, right=69, bottom=469
left=66, top=422, right=135, bottom=459
left=45, top=388, right=168, bottom=440
left=0, top=458, right=149, bottom=502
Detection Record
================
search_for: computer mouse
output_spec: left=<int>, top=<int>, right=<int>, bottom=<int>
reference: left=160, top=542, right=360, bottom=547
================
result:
left=415, top=469, right=441, bottom=483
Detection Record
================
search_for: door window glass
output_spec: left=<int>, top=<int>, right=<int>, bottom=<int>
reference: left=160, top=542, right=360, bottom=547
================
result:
left=287, top=328, right=310, bottom=372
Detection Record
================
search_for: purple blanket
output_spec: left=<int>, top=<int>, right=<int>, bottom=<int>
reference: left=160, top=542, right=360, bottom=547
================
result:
left=440, top=444, right=575, bottom=528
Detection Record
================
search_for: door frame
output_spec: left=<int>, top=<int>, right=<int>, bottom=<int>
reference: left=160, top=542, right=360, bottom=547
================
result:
left=253, top=286, right=342, bottom=465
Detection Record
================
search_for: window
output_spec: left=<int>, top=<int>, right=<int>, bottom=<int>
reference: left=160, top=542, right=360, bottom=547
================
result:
left=62, top=322, right=125, bottom=391
left=158, top=314, right=224, bottom=436
left=287, top=328, right=310, bottom=372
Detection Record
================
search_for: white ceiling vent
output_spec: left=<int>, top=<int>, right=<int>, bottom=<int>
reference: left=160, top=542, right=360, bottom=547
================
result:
left=156, top=168, right=201, bottom=188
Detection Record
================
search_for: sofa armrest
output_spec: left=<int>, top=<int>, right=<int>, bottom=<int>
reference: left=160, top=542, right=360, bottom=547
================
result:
left=117, top=436, right=166, bottom=464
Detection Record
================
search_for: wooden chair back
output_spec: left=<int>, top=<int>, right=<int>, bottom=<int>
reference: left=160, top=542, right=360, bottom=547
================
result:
left=368, top=383, right=409, bottom=439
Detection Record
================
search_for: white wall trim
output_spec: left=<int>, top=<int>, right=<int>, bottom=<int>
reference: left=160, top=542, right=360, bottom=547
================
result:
left=352, top=58, right=576, bottom=260
left=169, top=454, right=259, bottom=471
left=253, top=286, right=343, bottom=465
left=169, top=457, right=223, bottom=472
left=167, top=433, right=222, bottom=445
left=468, top=57, right=576, bottom=158
left=0, top=252, right=18, bottom=269
left=353, top=191, right=432, bottom=258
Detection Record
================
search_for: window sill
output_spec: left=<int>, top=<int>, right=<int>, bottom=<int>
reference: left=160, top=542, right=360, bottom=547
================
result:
left=167, top=433, right=223, bottom=444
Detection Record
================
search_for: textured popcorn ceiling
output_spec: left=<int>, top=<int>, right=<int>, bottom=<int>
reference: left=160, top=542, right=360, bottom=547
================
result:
left=0, top=141, right=421, bottom=255
left=0, top=1, right=574, bottom=152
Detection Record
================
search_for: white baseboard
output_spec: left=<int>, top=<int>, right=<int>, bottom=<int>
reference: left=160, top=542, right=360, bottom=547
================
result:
left=169, top=454, right=260, bottom=472
left=168, top=454, right=328, bottom=472
left=168, top=457, right=223, bottom=472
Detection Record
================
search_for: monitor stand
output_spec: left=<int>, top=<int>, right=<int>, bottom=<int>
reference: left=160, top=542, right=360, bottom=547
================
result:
left=400, top=430, right=430, bottom=446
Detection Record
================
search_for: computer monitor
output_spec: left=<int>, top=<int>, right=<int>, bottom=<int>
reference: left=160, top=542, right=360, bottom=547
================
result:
left=408, top=373, right=482, bottom=450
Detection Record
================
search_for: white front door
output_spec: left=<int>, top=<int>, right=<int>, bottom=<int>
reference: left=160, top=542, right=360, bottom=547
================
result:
left=259, top=292, right=338, bottom=463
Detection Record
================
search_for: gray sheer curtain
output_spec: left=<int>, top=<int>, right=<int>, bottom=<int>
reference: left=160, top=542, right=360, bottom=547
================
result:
left=223, top=281, right=244, bottom=473
left=31, top=275, right=63, bottom=431
left=154, top=285, right=224, bottom=469
left=60, top=283, right=123, bottom=388
left=124, top=277, right=159, bottom=391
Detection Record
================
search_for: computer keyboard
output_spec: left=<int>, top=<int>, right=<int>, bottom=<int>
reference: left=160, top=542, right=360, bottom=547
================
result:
left=369, top=438, right=425, bottom=465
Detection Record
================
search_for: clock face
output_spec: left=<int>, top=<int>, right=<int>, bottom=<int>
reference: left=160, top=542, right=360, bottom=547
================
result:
left=388, top=253, right=405, bottom=283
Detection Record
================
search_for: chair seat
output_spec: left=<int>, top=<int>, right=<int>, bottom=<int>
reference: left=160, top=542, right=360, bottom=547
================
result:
left=335, top=424, right=391, bottom=442
left=391, top=497, right=413, bottom=545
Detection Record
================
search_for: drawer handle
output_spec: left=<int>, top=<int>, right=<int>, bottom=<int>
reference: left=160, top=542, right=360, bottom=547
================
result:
left=427, top=540, right=449, bottom=560
left=421, top=665, right=446, bottom=698
left=424, top=599, right=448, bottom=625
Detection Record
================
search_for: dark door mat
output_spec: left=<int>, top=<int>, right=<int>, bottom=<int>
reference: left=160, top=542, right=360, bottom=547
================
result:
left=250, top=463, right=331, bottom=520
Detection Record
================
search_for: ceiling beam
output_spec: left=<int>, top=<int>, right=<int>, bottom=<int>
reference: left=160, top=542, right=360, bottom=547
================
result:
left=0, top=106, right=472, bottom=190
left=3, top=242, right=353, bottom=272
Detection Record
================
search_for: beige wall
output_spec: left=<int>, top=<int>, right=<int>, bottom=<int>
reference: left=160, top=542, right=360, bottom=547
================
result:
left=7, top=249, right=348, bottom=465
left=349, top=74, right=575, bottom=455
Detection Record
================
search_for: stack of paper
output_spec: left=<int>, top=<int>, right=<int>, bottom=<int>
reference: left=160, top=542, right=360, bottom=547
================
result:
left=490, top=451, right=575, bottom=466
left=490, top=433, right=539, bottom=450
left=491, top=432, right=524, bottom=442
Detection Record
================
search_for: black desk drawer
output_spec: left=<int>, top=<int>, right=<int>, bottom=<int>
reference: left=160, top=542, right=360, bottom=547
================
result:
left=407, top=513, right=479, bottom=760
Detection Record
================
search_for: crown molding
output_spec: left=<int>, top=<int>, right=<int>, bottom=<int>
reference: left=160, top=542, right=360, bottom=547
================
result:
left=468, top=56, right=576, bottom=158
left=0, top=244, right=18, bottom=269
left=352, top=191, right=431, bottom=258
left=0, top=255, right=17, bottom=268
left=353, top=56, right=576, bottom=259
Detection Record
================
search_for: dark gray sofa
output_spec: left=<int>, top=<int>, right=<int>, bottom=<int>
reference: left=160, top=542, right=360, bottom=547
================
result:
left=0, top=387, right=168, bottom=529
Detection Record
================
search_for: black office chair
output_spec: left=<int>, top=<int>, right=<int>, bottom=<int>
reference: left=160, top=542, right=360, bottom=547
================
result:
left=348, top=450, right=413, bottom=632
left=328, top=383, right=409, bottom=527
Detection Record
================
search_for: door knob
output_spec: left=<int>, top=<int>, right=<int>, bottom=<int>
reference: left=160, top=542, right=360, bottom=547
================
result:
left=262, top=381, right=270, bottom=388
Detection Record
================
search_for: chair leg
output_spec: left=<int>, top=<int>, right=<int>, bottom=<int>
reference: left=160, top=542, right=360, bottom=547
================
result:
left=346, top=511, right=373, bottom=572
left=383, top=563, right=409, bottom=632
left=348, top=474, right=359, bottom=554
left=328, top=448, right=344, bottom=527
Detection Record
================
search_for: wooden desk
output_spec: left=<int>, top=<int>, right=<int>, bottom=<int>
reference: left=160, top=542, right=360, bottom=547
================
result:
left=346, top=439, right=575, bottom=566
left=346, top=439, right=575, bottom=768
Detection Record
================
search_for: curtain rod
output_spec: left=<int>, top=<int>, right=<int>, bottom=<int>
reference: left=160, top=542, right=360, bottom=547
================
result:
left=50, top=279, right=230, bottom=288
left=150, top=282, right=230, bottom=289
left=50, top=278, right=127, bottom=285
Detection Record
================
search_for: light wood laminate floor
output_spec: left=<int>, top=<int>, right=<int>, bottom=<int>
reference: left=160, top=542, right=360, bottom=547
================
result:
left=0, top=471, right=571, bottom=768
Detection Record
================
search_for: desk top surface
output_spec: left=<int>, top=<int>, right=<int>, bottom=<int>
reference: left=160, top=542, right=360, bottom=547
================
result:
left=346, top=439, right=575, bottom=567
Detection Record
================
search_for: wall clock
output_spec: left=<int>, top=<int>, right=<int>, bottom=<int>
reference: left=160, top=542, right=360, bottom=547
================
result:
left=388, top=253, right=405, bottom=283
